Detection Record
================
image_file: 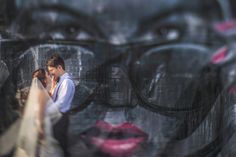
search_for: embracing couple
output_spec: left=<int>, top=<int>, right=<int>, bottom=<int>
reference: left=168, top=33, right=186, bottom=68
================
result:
left=15, top=54, right=75, bottom=157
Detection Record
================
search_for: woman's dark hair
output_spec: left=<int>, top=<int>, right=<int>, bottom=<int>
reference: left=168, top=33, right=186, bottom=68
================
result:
left=46, top=53, right=65, bottom=70
left=32, top=68, right=47, bottom=88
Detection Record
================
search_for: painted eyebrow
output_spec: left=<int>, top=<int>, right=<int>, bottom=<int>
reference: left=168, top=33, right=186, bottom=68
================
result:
left=16, top=4, right=106, bottom=38
left=135, top=6, right=200, bottom=34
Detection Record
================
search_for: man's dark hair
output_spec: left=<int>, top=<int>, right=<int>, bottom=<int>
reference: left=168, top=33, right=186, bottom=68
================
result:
left=46, top=53, right=65, bottom=70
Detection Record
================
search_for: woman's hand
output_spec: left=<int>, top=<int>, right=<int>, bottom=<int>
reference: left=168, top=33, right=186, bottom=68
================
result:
left=49, top=76, right=57, bottom=96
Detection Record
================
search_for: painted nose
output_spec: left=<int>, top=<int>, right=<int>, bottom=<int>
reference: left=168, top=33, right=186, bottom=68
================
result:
left=103, top=110, right=127, bottom=125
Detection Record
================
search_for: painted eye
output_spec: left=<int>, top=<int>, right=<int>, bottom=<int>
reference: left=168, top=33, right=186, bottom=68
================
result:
left=11, top=8, right=100, bottom=41
left=145, top=26, right=181, bottom=41
left=49, top=26, right=94, bottom=40
left=154, top=26, right=180, bottom=40
left=133, top=25, right=182, bottom=43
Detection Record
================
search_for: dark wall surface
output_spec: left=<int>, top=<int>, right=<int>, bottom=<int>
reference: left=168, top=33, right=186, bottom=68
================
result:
left=1, top=0, right=236, bottom=157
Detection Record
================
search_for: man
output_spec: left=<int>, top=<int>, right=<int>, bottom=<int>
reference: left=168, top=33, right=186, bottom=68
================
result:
left=46, top=53, right=75, bottom=157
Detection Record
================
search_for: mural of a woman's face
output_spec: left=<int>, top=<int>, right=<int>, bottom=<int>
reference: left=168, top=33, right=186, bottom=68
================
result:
left=5, top=0, right=236, bottom=156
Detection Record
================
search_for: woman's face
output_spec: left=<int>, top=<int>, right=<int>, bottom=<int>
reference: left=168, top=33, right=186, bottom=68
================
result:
left=9, top=0, right=232, bottom=156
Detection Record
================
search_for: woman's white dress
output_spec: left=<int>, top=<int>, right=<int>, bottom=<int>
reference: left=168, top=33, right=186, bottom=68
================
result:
left=14, top=78, right=63, bottom=157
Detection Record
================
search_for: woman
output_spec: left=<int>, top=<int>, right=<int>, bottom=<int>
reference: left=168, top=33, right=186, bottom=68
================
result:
left=14, top=68, right=62, bottom=157
left=32, top=69, right=52, bottom=143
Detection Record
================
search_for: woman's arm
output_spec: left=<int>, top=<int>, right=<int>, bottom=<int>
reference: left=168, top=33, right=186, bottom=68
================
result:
left=48, top=76, right=57, bottom=97
left=37, top=90, right=47, bottom=140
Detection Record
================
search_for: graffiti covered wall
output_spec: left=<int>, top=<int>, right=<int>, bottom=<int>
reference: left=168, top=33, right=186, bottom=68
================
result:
left=1, top=0, right=236, bottom=157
